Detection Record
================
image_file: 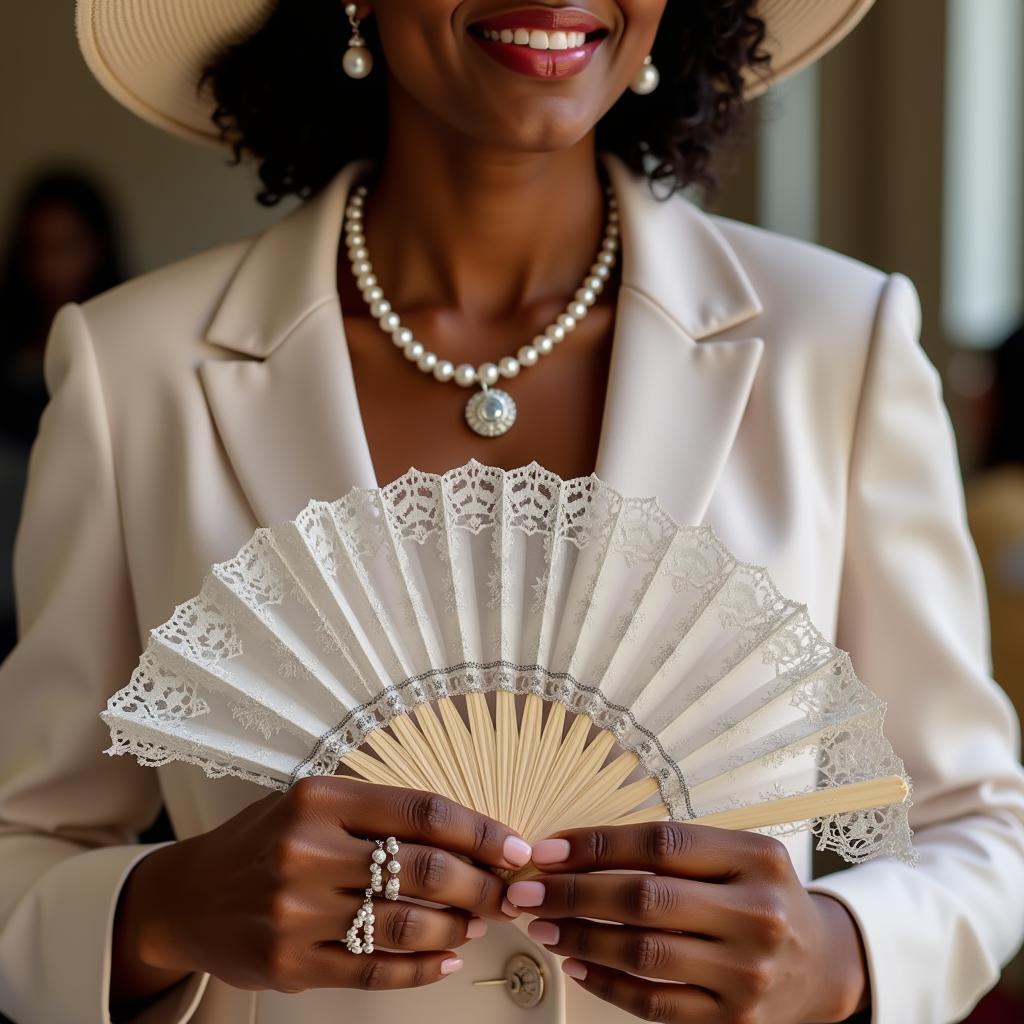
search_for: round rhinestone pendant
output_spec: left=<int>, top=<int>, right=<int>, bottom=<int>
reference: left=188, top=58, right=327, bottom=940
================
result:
left=465, top=388, right=517, bottom=437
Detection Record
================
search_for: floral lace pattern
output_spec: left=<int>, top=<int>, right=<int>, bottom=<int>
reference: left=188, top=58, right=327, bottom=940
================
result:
left=102, top=460, right=914, bottom=865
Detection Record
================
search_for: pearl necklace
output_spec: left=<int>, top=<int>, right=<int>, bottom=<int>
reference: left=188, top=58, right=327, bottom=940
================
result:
left=343, top=181, right=620, bottom=437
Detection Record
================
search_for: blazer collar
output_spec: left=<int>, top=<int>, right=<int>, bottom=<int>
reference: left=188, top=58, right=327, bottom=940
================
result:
left=205, top=151, right=763, bottom=359
left=199, top=152, right=765, bottom=529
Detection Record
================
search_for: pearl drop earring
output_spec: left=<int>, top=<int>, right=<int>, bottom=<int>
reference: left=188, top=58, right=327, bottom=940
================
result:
left=342, top=3, right=373, bottom=79
left=630, top=55, right=659, bottom=95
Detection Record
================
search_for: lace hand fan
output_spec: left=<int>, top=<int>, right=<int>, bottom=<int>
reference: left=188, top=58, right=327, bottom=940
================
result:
left=103, top=461, right=912, bottom=864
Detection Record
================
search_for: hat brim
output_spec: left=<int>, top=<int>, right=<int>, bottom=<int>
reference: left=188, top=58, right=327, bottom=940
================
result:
left=76, top=0, right=875, bottom=149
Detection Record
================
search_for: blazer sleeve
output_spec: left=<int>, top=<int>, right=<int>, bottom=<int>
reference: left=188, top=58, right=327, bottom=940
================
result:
left=805, top=273, right=1024, bottom=1024
left=0, top=303, right=210, bottom=1024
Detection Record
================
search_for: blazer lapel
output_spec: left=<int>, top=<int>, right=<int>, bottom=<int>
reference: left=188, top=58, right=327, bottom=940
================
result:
left=198, top=159, right=379, bottom=527
left=594, top=152, right=765, bottom=525
left=197, top=152, right=765, bottom=530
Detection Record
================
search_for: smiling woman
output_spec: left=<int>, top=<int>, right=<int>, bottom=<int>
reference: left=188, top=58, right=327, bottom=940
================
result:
left=2, top=2, right=1023, bottom=1024
left=198, top=0, right=768, bottom=206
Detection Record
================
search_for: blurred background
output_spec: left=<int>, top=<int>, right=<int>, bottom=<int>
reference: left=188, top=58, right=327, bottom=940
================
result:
left=0, top=1, right=1022, bottom=1020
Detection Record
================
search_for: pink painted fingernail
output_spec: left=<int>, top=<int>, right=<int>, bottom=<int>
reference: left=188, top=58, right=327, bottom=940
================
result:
left=501, top=898, right=522, bottom=918
left=507, top=880, right=546, bottom=907
left=503, top=836, right=533, bottom=867
left=440, top=957, right=464, bottom=975
left=527, top=920, right=560, bottom=945
left=562, top=958, right=588, bottom=980
left=532, top=838, right=571, bottom=865
left=466, top=917, right=488, bottom=939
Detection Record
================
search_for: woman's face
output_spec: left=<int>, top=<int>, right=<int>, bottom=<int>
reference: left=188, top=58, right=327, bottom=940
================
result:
left=25, top=202, right=102, bottom=306
left=366, top=1, right=667, bottom=152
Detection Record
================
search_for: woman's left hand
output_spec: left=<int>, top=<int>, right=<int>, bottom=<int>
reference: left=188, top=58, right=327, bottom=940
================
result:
left=505, top=823, right=868, bottom=1024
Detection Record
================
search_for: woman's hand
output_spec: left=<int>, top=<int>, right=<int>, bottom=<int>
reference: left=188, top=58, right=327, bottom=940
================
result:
left=506, top=823, right=868, bottom=1024
left=111, top=778, right=532, bottom=1011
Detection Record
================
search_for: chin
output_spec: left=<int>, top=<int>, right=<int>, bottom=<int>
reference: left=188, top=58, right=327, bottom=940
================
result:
left=465, top=98, right=601, bottom=154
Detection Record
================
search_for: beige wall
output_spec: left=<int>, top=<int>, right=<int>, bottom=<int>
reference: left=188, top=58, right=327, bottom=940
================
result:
left=819, top=0, right=949, bottom=365
left=710, top=0, right=1024, bottom=467
left=0, top=1, right=287, bottom=278
left=714, top=1, right=951, bottom=366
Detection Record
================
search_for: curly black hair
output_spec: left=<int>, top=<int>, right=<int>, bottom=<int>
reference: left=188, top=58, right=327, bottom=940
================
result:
left=201, top=1, right=770, bottom=206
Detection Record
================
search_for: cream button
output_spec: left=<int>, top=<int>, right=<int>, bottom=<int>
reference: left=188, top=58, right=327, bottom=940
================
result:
left=473, top=952, right=546, bottom=1008
left=505, top=953, right=545, bottom=1009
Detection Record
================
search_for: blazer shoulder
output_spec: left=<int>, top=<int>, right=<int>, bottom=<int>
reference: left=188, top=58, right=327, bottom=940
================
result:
left=77, top=233, right=260, bottom=362
left=710, top=213, right=885, bottom=284
left=704, top=215, right=925, bottom=376
left=708, top=213, right=896, bottom=319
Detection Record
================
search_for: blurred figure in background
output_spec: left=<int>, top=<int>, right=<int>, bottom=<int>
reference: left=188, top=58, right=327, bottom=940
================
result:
left=0, top=170, right=126, bottom=658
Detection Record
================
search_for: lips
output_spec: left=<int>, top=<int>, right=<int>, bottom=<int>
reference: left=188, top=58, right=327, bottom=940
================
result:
left=468, top=5, right=611, bottom=80
left=472, top=6, right=610, bottom=34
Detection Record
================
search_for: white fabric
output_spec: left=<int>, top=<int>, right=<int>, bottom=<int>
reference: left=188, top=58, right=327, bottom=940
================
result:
left=0, top=152, right=1022, bottom=1024
left=102, top=461, right=912, bottom=862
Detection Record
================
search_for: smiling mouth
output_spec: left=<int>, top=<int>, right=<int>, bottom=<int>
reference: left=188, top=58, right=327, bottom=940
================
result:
left=469, top=25, right=608, bottom=51
left=468, top=7, right=611, bottom=78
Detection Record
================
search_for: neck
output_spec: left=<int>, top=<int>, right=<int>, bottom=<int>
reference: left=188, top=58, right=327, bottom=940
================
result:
left=357, top=85, right=608, bottom=319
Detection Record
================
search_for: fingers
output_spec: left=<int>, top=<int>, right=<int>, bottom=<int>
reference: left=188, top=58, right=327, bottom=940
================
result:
left=560, top=959, right=719, bottom=1023
left=505, top=874, right=741, bottom=936
left=531, top=822, right=790, bottom=880
left=287, top=945, right=465, bottom=992
left=526, top=918, right=728, bottom=988
left=295, top=778, right=532, bottom=870
left=324, top=838, right=507, bottom=917
left=322, top=893, right=486, bottom=952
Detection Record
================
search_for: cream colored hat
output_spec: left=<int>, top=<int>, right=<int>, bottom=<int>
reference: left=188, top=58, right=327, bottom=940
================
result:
left=76, top=0, right=875, bottom=147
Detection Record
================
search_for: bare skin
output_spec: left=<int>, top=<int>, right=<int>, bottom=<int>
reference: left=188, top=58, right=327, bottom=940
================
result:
left=339, top=238, right=618, bottom=483
left=338, top=106, right=619, bottom=483
left=111, top=2, right=870, bottom=1020
left=512, top=825, right=870, bottom=1023
left=111, top=781, right=532, bottom=1017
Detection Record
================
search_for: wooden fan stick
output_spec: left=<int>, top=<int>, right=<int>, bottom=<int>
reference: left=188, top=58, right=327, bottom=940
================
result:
left=412, top=703, right=475, bottom=807
left=519, top=712, right=593, bottom=839
left=508, top=693, right=543, bottom=830
left=466, top=692, right=500, bottom=819
left=530, top=730, right=618, bottom=839
left=514, top=700, right=567, bottom=837
left=360, top=730, right=431, bottom=790
left=387, top=716, right=455, bottom=796
left=505, top=774, right=910, bottom=880
left=495, top=691, right=517, bottom=826
left=340, top=749, right=406, bottom=788
left=537, top=751, right=647, bottom=837
left=436, top=699, right=491, bottom=812
left=611, top=775, right=910, bottom=832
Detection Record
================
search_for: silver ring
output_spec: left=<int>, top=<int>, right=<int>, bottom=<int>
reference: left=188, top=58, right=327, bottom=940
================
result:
left=381, top=836, right=401, bottom=900
left=345, top=888, right=375, bottom=955
left=346, top=837, right=401, bottom=954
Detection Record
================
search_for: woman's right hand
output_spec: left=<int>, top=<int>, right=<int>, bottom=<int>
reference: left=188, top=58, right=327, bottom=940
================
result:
left=110, top=778, right=533, bottom=1010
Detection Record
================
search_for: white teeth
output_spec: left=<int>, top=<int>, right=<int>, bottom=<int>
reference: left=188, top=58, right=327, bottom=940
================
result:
left=480, top=26, right=591, bottom=48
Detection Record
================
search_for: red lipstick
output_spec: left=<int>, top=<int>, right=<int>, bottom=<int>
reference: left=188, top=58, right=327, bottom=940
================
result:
left=469, top=6, right=611, bottom=80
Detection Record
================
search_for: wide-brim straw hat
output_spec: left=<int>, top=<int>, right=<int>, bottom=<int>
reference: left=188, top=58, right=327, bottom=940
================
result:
left=76, top=0, right=875, bottom=148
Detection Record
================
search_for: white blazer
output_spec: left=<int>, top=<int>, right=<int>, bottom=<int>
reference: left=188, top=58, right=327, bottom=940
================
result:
left=0, top=152, right=1022, bottom=1024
